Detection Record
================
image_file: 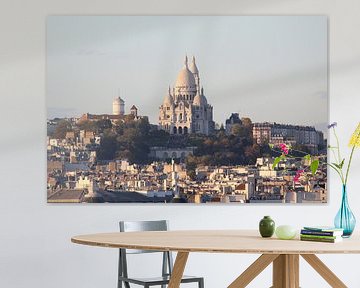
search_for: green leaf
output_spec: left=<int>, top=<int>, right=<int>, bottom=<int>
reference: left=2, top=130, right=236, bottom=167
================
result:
left=310, top=159, right=319, bottom=175
left=269, top=143, right=274, bottom=149
left=332, top=160, right=345, bottom=169
left=339, top=159, right=345, bottom=169
left=332, top=162, right=340, bottom=169
left=303, top=154, right=311, bottom=161
left=272, top=156, right=281, bottom=169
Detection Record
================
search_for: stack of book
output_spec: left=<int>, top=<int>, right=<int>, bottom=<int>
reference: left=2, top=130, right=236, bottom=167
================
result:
left=300, top=226, right=344, bottom=243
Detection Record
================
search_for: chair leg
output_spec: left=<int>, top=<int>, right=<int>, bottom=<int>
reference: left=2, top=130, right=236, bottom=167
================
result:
left=118, top=250, right=123, bottom=288
left=199, top=278, right=204, bottom=288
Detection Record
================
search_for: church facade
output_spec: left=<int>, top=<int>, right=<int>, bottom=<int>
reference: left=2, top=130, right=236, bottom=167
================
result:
left=158, top=56, right=214, bottom=135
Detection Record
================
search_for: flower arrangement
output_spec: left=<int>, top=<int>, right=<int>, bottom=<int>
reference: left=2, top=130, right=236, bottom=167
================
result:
left=270, top=122, right=360, bottom=236
left=270, top=143, right=321, bottom=185
left=271, top=123, right=360, bottom=185
left=328, top=122, right=360, bottom=186
left=328, top=122, right=360, bottom=236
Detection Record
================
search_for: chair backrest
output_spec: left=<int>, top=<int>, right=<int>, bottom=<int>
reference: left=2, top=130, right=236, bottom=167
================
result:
left=118, top=220, right=173, bottom=282
left=119, top=220, right=169, bottom=254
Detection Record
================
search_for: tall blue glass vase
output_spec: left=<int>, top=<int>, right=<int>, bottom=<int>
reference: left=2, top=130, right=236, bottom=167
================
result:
left=334, top=185, right=356, bottom=237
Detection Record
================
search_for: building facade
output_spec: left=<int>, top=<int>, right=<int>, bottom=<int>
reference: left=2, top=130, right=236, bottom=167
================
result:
left=252, top=122, right=325, bottom=153
left=225, top=113, right=242, bottom=135
left=148, top=146, right=196, bottom=160
left=158, top=56, right=214, bottom=135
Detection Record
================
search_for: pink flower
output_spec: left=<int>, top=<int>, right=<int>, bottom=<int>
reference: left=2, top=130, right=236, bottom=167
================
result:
left=294, top=169, right=305, bottom=183
left=279, top=143, right=289, bottom=155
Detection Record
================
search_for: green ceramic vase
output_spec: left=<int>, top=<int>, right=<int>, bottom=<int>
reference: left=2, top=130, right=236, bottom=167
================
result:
left=259, top=216, right=275, bottom=238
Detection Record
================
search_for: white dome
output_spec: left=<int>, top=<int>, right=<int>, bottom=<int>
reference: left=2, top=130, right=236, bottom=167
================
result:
left=175, top=56, right=196, bottom=89
left=193, top=92, right=207, bottom=106
left=175, top=67, right=196, bottom=88
left=163, top=92, right=174, bottom=106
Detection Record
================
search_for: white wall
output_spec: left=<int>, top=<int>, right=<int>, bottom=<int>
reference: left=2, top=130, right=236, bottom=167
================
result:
left=1, top=1, right=360, bottom=287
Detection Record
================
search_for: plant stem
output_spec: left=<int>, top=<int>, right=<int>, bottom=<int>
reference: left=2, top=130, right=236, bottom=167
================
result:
left=333, top=127, right=345, bottom=183
left=327, top=163, right=344, bottom=183
left=333, top=127, right=342, bottom=163
left=345, top=145, right=356, bottom=185
left=330, top=147, right=339, bottom=164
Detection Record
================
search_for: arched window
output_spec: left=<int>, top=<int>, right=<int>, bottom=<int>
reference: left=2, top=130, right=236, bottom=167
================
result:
left=178, top=127, right=183, bottom=134
left=184, top=127, right=188, bottom=134
left=173, top=127, right=177, bottom=134
left=172, top=152, right=177, bottom=158
left=179, top=113, right=183, bottom=121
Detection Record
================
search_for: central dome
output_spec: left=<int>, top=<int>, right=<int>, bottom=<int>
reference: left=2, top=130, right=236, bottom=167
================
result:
left=175, top=56, right=196, bottom=89
left=175, top=67, right=196, bottom=88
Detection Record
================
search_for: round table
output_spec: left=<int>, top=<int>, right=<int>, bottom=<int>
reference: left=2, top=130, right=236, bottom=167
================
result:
left=72, top=230, right=360, bottom=288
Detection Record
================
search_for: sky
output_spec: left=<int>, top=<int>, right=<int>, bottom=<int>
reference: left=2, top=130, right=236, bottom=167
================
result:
left=47, top=16, right=328, bottom=133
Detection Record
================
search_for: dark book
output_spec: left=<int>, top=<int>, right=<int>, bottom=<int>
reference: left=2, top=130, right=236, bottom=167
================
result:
left=301, top=229, right=343, bottom=237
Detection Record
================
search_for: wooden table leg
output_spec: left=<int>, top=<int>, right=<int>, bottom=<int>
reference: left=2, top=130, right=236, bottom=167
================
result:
left=228, top=254, right=279, bottom=288
left=301, top=254, right=347, bottom=288
left=272, top=254, right=299, bottom=288
left=288, top=254, right=299, bottom=288
left=168, top=252, right=189, bottom=288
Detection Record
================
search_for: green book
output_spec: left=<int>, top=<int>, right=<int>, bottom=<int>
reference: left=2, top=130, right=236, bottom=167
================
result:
left=300, top=236, right=342, bottom=243
left=300, top=234, right=339, bottom=240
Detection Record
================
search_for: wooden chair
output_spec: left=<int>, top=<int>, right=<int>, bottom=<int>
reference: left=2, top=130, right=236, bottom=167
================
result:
left=118, top=220, right=204, bottom=288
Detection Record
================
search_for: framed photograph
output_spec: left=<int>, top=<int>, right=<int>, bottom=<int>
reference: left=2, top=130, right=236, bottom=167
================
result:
left=47, top=16, right=328, bottom=204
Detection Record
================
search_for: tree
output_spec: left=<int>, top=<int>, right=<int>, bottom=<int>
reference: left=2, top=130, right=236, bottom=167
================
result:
left=113, top=117, right=152, bottom=163
left=185, top=155, right=197, bottom=180
left=53, top=120, right=72, bottom=139
left=96, top=119, right=112, bottom=133
left=231, top=123, right=252, bottom=137
left=241, top=117, right=252, bottom=127
left=97, top=135, right=117, bottom=160
left=77, top=120, right=97, bottom=132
